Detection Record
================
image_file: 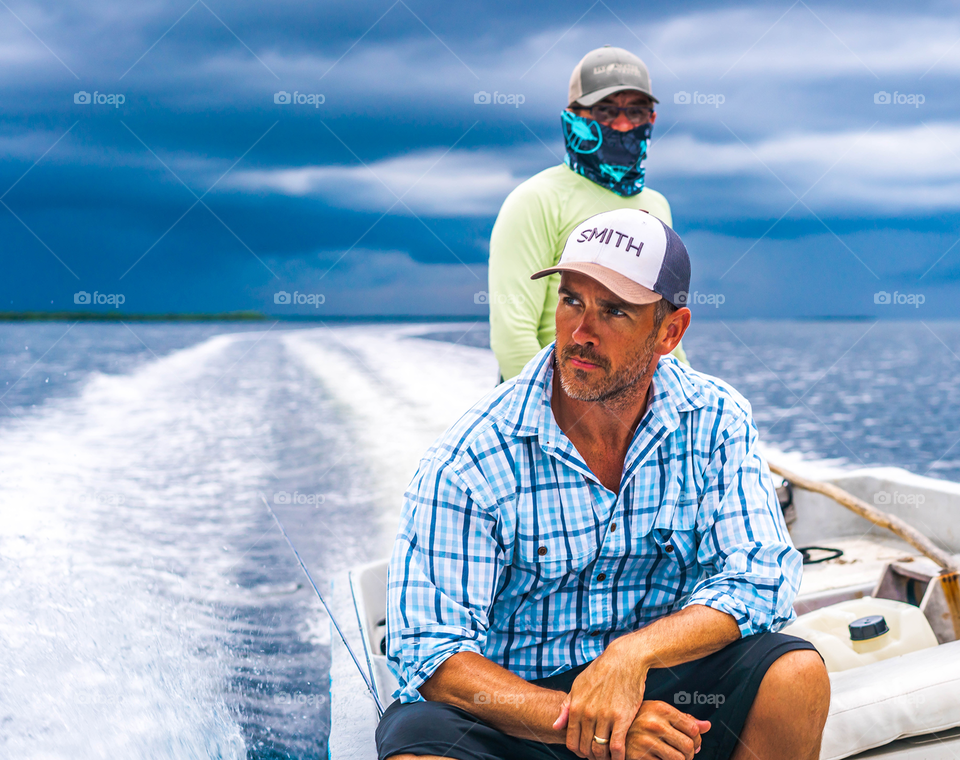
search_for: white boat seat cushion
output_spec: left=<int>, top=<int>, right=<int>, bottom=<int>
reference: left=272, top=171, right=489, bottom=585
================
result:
left=821, top=640, right=960, bottom=760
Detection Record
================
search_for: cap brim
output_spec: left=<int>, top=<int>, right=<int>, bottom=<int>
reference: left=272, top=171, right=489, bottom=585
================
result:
left=531, top=262, right=662, bottom=305
left=575, top=84, right=659, bottom=107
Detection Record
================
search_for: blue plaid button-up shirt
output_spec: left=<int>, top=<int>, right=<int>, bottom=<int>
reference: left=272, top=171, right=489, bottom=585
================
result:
left=386, top=344, right=801, bottom=703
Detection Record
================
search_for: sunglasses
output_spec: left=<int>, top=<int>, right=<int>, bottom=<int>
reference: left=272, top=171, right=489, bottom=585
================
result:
left=582, top=104, right=654, bottom=126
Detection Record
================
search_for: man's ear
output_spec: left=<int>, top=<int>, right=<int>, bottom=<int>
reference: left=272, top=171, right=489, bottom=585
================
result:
left=657, top=307, right=690, bottom=355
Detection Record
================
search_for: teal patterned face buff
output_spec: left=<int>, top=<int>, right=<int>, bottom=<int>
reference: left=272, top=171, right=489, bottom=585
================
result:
left=561, top=110, right=653, bottom=197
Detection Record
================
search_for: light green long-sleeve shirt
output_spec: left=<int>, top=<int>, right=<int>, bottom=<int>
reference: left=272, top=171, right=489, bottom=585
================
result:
left=489, top=163, right=685, bottom=380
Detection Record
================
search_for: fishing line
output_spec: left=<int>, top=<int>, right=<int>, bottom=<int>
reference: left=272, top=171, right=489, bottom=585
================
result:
left=259, top=493, right=386, bottom=717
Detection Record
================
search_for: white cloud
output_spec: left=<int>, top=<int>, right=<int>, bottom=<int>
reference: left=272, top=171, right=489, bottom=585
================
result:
left=226, top=121, right=960, bottom=216
left=227, top=149, right=528, bottom=216
left=649, top=121, right=960, bottom=211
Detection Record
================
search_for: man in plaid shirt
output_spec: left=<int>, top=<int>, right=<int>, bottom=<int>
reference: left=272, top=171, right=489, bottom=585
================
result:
left=377, top=209, right=830, bottom=760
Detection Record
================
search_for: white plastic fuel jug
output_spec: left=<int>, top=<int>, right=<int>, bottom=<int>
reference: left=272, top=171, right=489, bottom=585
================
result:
left=781, top=597, right=939, bottom=672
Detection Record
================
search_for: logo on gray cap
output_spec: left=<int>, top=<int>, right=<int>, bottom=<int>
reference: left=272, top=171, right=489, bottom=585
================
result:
left=569, top=46, right=657, bottom=107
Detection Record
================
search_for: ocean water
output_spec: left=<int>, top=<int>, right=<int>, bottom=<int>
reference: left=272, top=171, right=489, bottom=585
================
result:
left=422, top=319, right=960, bottom=482
left=0, top=322, right=383, bottom=759
left=1, top=319, right=958, bottom=759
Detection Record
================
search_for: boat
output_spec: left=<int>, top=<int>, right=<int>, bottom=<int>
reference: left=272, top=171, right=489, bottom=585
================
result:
left=328, top=456, right=960, bottom=760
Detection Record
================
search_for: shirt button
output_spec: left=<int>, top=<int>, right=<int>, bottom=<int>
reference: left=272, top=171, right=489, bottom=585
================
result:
left=596, top=573, right=606, bottom=582
left=538, top=546, right=548, bottom=556
left=590, top=630, right=602, bottom=636
left=665, top=544, right=674, bottom=553
left=610, top=523, right=617, bottom=532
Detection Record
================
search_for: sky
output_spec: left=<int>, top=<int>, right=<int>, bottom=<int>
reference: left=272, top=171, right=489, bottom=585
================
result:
left=2, top=0, right=959, bottom=318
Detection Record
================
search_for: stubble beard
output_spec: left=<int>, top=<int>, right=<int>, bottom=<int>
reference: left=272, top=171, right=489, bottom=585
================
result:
left=557, top=329, right=659, bottom=408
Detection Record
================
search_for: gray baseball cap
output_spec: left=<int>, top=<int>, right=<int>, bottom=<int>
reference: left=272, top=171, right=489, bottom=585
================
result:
left=568, top=45, right=658, bottom=106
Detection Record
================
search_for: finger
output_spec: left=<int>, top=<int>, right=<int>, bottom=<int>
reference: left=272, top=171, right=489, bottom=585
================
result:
left=633, top=735, right=685, bottom=760
left=609, top=720, right=630, bottom=760
left=591, top=716, right=614, bottom=760
left=654, top=742, right=687, bottom=760
left=566, top=707, right=584, bottom=758
left=578, top=714, right=598, bottom=760
left=659, top=724, right=698, bottom=760
left=553, top=700, right=570, bottom=731
left=668, top=709, right=705, bottom=741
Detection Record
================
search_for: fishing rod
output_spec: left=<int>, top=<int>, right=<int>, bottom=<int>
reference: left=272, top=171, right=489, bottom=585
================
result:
left=259, top=493, right=386, bottom=717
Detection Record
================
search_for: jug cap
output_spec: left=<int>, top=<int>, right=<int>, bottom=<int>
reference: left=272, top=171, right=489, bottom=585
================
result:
left=849, top=614, right=889, bottom=641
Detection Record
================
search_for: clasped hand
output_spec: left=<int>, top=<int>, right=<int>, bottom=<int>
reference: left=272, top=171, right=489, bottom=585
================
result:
left=551, top=647, right=710, bottom=760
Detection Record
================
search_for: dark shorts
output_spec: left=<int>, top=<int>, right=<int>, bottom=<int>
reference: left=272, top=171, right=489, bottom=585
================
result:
left=376, top=632, right=817, bottom=760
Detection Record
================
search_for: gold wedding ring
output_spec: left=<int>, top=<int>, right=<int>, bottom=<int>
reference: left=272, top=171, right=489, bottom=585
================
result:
left=593, top=735, right=610, bottom=745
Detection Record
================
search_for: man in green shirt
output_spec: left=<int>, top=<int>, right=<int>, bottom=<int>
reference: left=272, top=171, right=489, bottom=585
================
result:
left=489, top=45, right=686, bottom=381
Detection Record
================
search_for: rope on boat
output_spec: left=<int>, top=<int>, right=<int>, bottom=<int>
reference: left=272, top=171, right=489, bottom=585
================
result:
left=769, top=462, right=960, bottom=639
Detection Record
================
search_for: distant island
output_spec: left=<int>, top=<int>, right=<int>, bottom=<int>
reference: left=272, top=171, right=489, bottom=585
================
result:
left=0, top=312, right=486, bottom=323
left=0, top=311, right=267, bottom=322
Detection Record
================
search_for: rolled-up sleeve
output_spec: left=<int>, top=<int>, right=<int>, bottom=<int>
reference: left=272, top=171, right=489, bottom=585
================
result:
left=684, top=413, right=802, bottom=637
left=386, top=458, right=504, bottom=702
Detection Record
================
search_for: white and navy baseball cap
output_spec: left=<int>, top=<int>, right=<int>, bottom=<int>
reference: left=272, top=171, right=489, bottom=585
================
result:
left=531, top=209, right=690, bottom=307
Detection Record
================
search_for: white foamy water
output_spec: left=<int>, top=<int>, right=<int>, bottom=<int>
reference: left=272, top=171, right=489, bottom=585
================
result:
left=0, top=334, right=260, bottom=757
left=284, top=323, right=498, bottom=550
left=0, top=322, right=496, bottom=758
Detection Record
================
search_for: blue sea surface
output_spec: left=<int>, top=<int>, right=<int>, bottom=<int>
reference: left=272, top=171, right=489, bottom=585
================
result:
left=1, top=319, right=958, bottom=759
left=421, top=319, right=960, bottom=482
left=0, top=322, right=379, bottom=759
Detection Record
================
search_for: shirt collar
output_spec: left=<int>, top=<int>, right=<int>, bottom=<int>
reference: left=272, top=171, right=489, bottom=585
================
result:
left=498, top=341, right=706, bottom=443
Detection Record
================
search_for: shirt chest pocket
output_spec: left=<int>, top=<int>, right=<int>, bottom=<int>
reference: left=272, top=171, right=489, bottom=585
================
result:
left=650, top=502, right=699, bottom=572
left=513, top=530, right=598, bottom=582
left=497, top=531, right=598, bottom=635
